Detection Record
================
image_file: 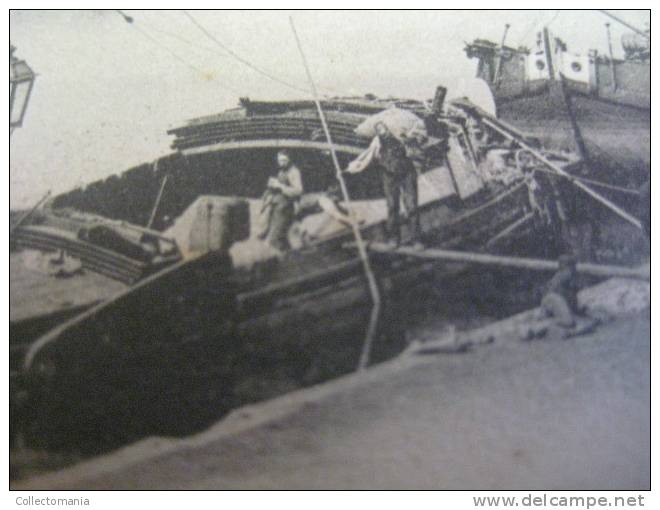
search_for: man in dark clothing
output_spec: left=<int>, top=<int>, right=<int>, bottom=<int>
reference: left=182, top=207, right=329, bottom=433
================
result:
left=540, top=254, right=581, bottom=328
left=345, top=122, right=421, bottom=246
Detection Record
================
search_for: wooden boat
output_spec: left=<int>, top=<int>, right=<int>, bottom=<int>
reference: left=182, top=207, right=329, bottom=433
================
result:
left=464, top=26, right=650, bottom=187
left=12, top=94, right=574, bottom=451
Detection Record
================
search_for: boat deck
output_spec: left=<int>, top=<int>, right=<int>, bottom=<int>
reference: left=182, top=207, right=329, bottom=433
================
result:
left=10, top=251, right=126, bottom=324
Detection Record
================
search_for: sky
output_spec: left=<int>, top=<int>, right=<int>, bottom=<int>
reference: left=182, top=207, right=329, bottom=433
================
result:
left=9, top=9, right=650, bottom=209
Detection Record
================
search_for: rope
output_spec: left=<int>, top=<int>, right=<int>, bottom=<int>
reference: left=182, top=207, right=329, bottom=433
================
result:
left=289, top=16, right=382, bottom=372
left=517, top=12, right=545, bottom=47
left=599, top=10, right=649, bottom=39
left=519, top=10, right=561, bottom=47
left=118, top=14, right=241, bottom=95
left=184, top=11, right=311, bottom=94
left=545, top=10, right=561, bottom=29
left=143, top=19, right=229, bottom=58
left=131, top=23, right=205, bottom=76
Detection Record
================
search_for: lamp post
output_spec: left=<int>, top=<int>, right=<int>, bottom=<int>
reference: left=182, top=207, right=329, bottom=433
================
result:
left=10, top=44, right=36, bottom=135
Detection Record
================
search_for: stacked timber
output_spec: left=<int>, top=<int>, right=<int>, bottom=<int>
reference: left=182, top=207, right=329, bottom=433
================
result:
left=169, top=112, right=369, bottom=152
left=13, top=209, right=182, bottom=284
left=167, top=97, right=429, bottom=152
left=13, top=226, right=145, bottom=284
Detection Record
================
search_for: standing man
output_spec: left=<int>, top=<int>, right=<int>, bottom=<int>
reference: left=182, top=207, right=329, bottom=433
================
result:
left=258, top=149, right=303, bottom=251
left=345, top=122, right=421, bottom=246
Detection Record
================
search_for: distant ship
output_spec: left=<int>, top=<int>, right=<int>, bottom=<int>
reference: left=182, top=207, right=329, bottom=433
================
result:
left=465, top=25, right=650, bottom=185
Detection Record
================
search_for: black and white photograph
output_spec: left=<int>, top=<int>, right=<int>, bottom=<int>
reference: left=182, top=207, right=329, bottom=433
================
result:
left=8, top=8, right=651, bottom=497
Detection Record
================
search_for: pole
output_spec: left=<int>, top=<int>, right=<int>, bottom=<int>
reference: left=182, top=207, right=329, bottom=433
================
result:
left=206, top=202, right=213, bottom=252
left=605, top=23, right=618, bottom=91
left=10, top=190, right=51, bottom=237
left=599, top=10, right=649, bottom=39
left=558, top=73, right=589, bottom=162
left=493, top=23, right=511, bottom=88
left=289, top=17, right=382, bottom=371
left=147, top=160, right=168, bottom=229
left=365, top=242, right=649, bottom=281
left=542, top=27, right=556, bottom=80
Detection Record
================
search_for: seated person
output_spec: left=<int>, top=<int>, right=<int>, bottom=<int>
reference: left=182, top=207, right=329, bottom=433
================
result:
left=541, top=254, right=581, bottom=329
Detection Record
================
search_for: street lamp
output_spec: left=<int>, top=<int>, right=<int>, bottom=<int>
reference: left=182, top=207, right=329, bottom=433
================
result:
left=10, top=44, right=36, bottom=133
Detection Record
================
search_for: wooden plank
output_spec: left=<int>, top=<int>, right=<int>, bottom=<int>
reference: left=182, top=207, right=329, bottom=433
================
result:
left=181, top=139, right=365, bottom=157
left=365, top=242, right=649, bottom=281
left=15, top=229, right=147, bottom=270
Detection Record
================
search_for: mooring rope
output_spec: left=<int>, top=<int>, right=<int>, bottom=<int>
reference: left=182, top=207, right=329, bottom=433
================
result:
left=289, top=17, right=382, bottom=371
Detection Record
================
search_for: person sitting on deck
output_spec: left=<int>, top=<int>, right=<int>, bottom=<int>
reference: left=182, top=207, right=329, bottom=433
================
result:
left=526, top=253, right=603, bottom=341
left=257, top=150, right=303, bottom=251
left=541, top=254, right=582, bottom=329
left=344, top=121, right=421, bottom=248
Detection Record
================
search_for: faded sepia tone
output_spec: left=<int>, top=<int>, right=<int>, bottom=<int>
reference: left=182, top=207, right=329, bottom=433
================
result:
left=10, top=10, right=649, bottom=490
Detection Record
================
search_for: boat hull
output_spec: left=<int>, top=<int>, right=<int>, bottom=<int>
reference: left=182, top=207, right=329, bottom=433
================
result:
left=496, top=84, right=650, bottom=183
left=15, top=182, right=540, bottom=451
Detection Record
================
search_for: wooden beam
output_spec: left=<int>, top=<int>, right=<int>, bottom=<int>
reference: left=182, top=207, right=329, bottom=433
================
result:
left=147, top=172, right=168, bottom=229
left=180, top=139, right=364, bottom=157
left=364, top=242, right=649, bottom=281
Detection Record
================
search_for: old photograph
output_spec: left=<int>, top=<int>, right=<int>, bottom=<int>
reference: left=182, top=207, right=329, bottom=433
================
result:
left=9, top=9, right=650, bottom=492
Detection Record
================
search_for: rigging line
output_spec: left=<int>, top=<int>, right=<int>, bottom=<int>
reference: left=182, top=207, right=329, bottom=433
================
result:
left=182, top=10, right=311, bottom=94
left=132, top=23, right=205, bottom=75
left=289, top=16, right=382, bottom=372
left=517, top=12, right=545, bottom=46
left=545, top=10, right=561, bottom=29
left=125, top=20, right=241, bottom=95
left=516, top=10, right=560, bottom=51
left=584, top=138, right=630, bottom=171
left=141, top=19, right=228, bottom=58
left=599, top=10, right=649, bottom=39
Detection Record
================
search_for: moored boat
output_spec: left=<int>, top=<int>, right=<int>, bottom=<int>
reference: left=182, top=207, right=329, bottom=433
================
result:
left=13, top=92, right=581, bottom=451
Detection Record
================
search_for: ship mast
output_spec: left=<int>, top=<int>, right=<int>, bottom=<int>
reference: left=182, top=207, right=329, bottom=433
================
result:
left=541, top=27, right=555, bottom=80
left=493, top=23, right=511, bottom=89
left=604, top=23, right=618, bottom=91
